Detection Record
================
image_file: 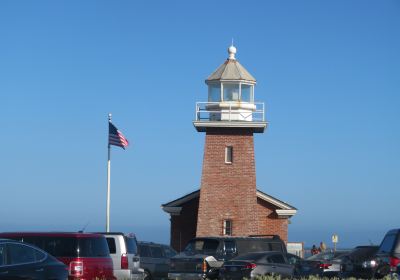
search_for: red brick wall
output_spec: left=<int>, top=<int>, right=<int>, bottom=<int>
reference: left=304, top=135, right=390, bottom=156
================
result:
left=256, top=197, right=288, bottom=242
left=196, top=128, right=259, bottom=237
left=170, top=197, right=199, bottom=252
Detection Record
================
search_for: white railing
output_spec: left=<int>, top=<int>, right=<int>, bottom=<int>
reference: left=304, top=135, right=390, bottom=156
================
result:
left=195, top=102, right=265, bottom=122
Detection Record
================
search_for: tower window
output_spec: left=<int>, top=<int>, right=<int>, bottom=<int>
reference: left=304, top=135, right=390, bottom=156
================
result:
left=223, top=84, right=239, bottom=101
left=209, top=84, right=221, bottom=102
left=223, top=220, right=232, bottom=236
left=225, top=146, right=233, bottom=163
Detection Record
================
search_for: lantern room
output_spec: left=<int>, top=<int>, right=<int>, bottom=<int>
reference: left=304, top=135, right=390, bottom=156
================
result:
left=207, top=45, right=256, bottom=104
left=194, top=45, right=267, bottom=132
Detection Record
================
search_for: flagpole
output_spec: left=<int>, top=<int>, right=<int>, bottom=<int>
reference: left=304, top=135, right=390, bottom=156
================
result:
left=106, top=113, right=112, bottom=232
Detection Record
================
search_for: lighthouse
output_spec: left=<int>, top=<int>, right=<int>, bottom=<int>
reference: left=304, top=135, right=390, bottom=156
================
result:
left=162, top=45, right=297, bottom=251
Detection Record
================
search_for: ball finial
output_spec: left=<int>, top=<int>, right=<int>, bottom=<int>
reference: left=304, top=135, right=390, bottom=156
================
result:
left=228, top=45, right=237, bottom=60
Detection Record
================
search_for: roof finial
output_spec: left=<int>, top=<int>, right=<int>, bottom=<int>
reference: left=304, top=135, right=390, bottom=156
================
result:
left=228, top=40, right=237, bottom=60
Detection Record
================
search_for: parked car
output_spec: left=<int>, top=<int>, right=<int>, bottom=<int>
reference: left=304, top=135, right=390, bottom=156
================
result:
left=138, top=241, right=177, bottom=280
left=0, top=238, right=68, bottom=280
left=98, top=232, right=143, bottom=280
left=286, top=253, right=323, bottom=278
left=375, top=228, right=400, bottom=278
left=0, top=232, right=115, bottom=280
left=220, top=251, right=293, bottom=279
left=306, top=250, right=350, bottom=277
left=168, top=235, right=286, bottom=280
left=339, top=245, right=379, bottom=279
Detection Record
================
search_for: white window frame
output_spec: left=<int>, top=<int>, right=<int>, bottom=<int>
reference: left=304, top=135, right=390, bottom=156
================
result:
left=225, top=146, right=233, bottom=164
left=223, top=219, right=232, bottom=236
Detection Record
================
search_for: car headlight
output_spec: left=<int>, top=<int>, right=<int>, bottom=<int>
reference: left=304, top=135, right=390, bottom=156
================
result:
left=362, top=260, right=377, bottom=268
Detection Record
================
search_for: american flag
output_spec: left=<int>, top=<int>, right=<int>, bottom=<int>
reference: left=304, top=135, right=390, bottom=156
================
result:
left=109, top=122, right=129, bottom=149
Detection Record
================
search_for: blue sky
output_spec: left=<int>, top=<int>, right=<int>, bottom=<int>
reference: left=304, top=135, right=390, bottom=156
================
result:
left=1, top=0, right=399, bottom=249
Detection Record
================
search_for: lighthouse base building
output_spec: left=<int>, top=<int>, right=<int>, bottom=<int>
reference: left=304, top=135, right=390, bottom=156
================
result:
left=162, top=46, right=297, bottom=252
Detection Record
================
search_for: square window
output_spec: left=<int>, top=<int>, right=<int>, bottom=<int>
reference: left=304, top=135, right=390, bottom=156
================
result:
left=223, top=220, right=232, bottom=236
left=223, top=84, right=239, bottom=101
left=209, top=84, right=221, bottom=102
left=225, top=146, right=233, bottom=163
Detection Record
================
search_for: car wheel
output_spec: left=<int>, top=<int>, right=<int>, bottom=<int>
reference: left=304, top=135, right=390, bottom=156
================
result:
left=144, top=270, right=152, bottom=280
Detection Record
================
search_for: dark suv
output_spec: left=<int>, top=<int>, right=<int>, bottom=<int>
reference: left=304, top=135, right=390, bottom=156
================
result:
left=0, top=232, right=115, bottom=280
left=168, top=235, right=286, bottom=280
left=138, top=241, right=177, bottom=280
left=375, top=229, right=400, bottom=278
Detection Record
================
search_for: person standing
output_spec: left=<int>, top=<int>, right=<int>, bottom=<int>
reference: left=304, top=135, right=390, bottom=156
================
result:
left=311, top=245, right=319, bottom=255
left=319, top=241, right=326, bottom=252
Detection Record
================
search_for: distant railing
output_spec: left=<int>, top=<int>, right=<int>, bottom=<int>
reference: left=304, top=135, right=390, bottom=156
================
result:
left=195, top=102, right=265, bottom=122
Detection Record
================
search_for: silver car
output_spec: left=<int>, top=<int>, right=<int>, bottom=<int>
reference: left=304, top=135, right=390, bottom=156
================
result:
left=306, top=250, right=350, bottom=277
left=100, top=232, right=144, bottom=280
left=220, top=251, right=294, bottom=279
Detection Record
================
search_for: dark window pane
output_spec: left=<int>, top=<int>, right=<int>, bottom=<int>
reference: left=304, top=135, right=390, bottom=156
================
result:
left=379, top=234, right=396, bottom=254
left=236, top=240, right=275, bottom=254
left=0, top=244, right=5, bottom=266
left=139, top=245, right=151, bottom=257
left=268, top=254, right=285, bottom=264
left=163, top=247, right=177, bottom=258
left=125, top=237, right=138, bottom=254
left=16, top=236, right=109, bottom=257
left=224, top=241, right=236, bottom=254
left=224, top=220, right=232, bottom=235
left=106, top=238, right=116, bottom=254
left=234, top=252, right=266, bottom=261
left=184, top=239, right=219, bottom=254
left=80, top=237, right=110, bottom=257
left=270, top=242, right=284, bottom=252
left=7, top=243, right=36, bottom=264
left=150, top=246, right=164, bottom=258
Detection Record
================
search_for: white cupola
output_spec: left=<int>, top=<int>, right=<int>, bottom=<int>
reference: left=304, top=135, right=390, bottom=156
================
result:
left=205, top=45, right=257, bottom=121
left=193, top=45, right=267, bottom=133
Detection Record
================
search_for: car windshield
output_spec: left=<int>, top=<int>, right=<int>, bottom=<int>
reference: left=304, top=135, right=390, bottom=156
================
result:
left=184, top=239, right=219, bottom=254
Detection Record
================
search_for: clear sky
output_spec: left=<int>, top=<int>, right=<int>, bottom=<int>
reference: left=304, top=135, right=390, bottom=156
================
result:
left=1, top=0, right=399, bottom=249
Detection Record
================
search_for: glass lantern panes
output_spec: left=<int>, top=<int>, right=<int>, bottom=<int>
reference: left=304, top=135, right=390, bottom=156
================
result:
left=208, top=84, right=221, bottom=102
left=241, top=84, right=252, bottom=102
left=223, top=84, right=240, bottom=101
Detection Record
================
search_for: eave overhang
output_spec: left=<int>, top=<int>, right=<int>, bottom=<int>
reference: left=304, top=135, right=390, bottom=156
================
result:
left=193, top=121, right=267, bottom=133
left=162, top=189, right=297, bottom=218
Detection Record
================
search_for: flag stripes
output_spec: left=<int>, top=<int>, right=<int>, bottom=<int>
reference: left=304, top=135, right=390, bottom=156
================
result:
left=109, top=122, right=129, bottom=149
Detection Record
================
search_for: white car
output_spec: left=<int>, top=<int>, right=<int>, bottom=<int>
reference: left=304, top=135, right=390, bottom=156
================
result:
left=100, top=232, right=144, bottom=280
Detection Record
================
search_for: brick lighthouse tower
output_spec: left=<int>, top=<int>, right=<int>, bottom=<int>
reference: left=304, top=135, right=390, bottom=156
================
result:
left=162, top=45, right=296, bottom=251
left=194, top=45, right=266, bottom=237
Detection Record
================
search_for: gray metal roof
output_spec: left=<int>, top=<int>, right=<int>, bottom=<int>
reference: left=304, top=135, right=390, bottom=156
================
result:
left=206, top=59, right=256, bottom=83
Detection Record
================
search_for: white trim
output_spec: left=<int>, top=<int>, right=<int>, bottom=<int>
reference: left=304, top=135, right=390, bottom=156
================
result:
left=256, top=191, right=294, bottom=210
left=276, top=209, right=297, bottom=217
left=225, top=146, right=233, bottom=164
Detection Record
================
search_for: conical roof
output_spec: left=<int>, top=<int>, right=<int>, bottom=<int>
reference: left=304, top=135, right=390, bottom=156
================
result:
left=206, top=46, right=256, bottom=83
